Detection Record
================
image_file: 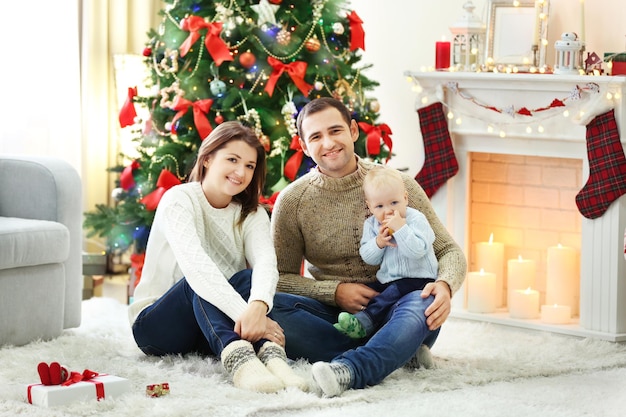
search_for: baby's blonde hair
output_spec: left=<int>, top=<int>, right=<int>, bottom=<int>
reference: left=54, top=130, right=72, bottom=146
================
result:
left=363, top=166, right=405, bottom=197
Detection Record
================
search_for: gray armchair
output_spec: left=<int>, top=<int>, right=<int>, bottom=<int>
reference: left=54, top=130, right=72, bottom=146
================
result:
left=0, top=155, right=82, bottom=346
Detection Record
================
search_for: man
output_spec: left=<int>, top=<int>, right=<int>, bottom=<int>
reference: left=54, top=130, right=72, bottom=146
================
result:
left=270, top=97, right=467, bottom=397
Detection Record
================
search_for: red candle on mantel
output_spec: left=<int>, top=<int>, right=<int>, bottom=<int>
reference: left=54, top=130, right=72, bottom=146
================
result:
left=435, top=41, right=451, bottom=70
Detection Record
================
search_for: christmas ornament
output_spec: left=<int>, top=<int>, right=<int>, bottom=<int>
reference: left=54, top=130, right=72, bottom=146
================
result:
left=215, top=113, right=224, bottom=124
left=142, top=47, right=152, bottom=57
left=111, top=187, right=124, bottom=201
left=276, top=27, right=291, bottom=46
left=369, top=100, right=380, bottom=112
left=415, top=102, right=459, bottom=198
left=575, top=109, right=626, bottom=219
left=332, top=22, right=345, bottom=35
left=210, top=79, right=227, bottom=96
left=305, top=36, right=321, bottom=52
left=259, top=134, right=271, bottom=152
left=239, top=51, right=256, bottom=68
left=251, top=0, right=280, bottom=27
left=269, top=0, right=282, bottom=4
left=314, top=81, right=324, bottom=91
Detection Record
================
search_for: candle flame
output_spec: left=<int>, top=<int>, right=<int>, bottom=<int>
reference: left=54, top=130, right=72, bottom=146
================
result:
left=553, top=304, right=558, bottom=307
left=488, top=233, right=494, bottom=244
left=525, top=287, right=532, bottom=293
left=479, top=268, right=485, bottom=274
left=518, top=255, right=523, bottom=261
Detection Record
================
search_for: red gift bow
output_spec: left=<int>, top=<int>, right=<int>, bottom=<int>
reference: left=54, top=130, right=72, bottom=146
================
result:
left=358, top=122, right=393, bottom=157
left=179, top=16, right=233, bottom=66
left=119, top=87, right=138, bottom=127
left=120, top=160, right=140, bottom=190
left=170, top=96, right=214, bottom=140
left=284, top=135, right=304, bottom=181
left=130, top=252, right=145, bottom=286
left=347, top=11, right=365, bottom=51
left=140, top=169, right=182, bottom=211
left=264, top=57, right=313, bottom=98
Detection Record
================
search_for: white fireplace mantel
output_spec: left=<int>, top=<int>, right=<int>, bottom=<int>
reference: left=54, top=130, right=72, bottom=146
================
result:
left=405, top=71, right=626, bottom=341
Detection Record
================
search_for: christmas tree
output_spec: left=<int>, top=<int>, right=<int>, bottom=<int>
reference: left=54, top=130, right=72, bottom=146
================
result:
left=84, top=0, right=393, bottom=258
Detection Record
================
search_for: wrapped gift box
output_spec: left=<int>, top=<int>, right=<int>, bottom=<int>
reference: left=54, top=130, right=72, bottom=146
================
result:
left=604, top=52, right=626, bottom=76
left=26, top=375, right=130, bottom=407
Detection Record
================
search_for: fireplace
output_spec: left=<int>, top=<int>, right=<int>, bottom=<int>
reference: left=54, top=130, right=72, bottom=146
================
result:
left=406, top=71, right=626, bottom=341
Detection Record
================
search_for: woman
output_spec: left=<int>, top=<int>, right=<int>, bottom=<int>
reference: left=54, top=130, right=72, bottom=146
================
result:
left=129, top=121, right=306, bottom=393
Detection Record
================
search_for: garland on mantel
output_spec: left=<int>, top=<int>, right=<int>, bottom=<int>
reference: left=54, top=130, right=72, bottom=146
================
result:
left=409, top=78, right=620, bottom=130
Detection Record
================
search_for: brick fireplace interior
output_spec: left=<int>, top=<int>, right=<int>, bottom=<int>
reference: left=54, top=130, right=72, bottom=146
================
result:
left=469, top=152, right=582, bottom=311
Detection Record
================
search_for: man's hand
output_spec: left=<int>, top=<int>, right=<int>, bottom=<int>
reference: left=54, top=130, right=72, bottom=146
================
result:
left=422, top=281, right=452, bottom=330
left=335, top=282, right=380, bottom=314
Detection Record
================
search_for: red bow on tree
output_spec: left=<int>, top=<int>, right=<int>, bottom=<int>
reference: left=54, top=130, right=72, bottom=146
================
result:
left=358, top=122, right=393, bottom=158
left=119, top=87, right=138, bottom=127
left=284, top=135, right=305, bottom=181
left=140, top=170, right=182, bottom=211
left=347, top=11, right=365, bottom=51
left=265, top=57, right=313, bottom=98
left=130, top=252, right=145, bottom=286
left=260, top=191, right=280, bottom=212
left=120, top=160, right=140, bottom=190
left=170, top=97, right=214, bottom=140
left=179, top=16, right=233, bottom=66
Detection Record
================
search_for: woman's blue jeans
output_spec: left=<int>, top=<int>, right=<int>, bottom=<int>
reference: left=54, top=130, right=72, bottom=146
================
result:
left=132, top=269, right=264, bottom=357
left=272, top=290, right=440, bottom=390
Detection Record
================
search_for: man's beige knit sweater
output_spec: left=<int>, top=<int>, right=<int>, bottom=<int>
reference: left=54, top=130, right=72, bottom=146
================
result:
left=271, top=158, right=467, bottom=306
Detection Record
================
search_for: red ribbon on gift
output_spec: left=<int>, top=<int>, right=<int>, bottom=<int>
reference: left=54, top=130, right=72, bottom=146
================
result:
left=264, top=57, right=313, bottom=98
left=120, top=160, right=140, bottom=190
left=130, top=252, right=145, bottom=286
left=119, top=87, right=138, bottom=127
left=28, top=371, right=109, bottom=404
left=170, top=96, right=214, bottom=140
left=347, top=11, right=365, bottom=51
left=179, top=16, right=233, bottom=66
left=358, top=122, right=393, bottom=157
left=140, top=169, right=182, bottom=211
left=284, top=135, right=304, bottom=181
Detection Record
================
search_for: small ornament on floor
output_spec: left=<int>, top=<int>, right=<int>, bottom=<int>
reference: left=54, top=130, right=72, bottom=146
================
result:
left=146, top=383, right=170, bottom=397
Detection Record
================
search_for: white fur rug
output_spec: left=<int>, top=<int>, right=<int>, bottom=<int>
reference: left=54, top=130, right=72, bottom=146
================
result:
left=1, top=297, right=626, bottom=417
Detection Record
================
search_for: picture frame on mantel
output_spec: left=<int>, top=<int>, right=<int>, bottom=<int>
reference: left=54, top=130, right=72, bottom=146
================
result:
left=486, top=0, right=549, bottom=68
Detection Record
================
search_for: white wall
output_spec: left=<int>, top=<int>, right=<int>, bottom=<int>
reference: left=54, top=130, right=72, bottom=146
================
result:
left=352, top=0, right=626, bottom=176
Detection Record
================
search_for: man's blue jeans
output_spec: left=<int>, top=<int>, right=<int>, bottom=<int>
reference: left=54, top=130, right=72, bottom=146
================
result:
left=272, top=290, right=440, bottom=390
left=132, top=269, right=264, bottom=357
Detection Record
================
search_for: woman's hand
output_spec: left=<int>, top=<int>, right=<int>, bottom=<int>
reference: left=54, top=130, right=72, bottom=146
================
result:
left=234, top=301, right=285, bottom=346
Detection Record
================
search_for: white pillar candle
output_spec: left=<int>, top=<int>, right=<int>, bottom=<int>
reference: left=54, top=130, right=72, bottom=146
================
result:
left=541, top=304, right=571, bottom=324
left=507, top=256, right=536, bottom=308
left=509, top=288, right=539, bottom=319
left=546, top=244, right=579, bottom=316
left=466, top=269, right=496, bottom=313
left=475, top=234, right=505, bottom=308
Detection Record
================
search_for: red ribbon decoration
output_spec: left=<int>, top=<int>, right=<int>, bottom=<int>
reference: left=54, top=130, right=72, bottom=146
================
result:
left=284, top=135, right=305, bottom=181
left=358, top=122, right=393, bottom=157
left=120, top=160, right=140, bottom=190
left=130, top=252, right=145, bottom=286
left=265, top=57, right=313, bottom=98
left=347, top=11, right=365, bottom=51
left=28, top=371, right=107, bottom=404
left=119, top=87, right=138, bottom=127
left=140, top=169, right=182, bottom=211
left=260, top=191, right=280, bottom=209
left=170, top=96, right=214, bottom=140
left=179, top=16, right=233, bottom=66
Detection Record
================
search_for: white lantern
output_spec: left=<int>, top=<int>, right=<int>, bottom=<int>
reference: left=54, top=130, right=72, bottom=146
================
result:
left=554, top=32, right=582, bottom=75
left=449, top=1, right=486, bottom=71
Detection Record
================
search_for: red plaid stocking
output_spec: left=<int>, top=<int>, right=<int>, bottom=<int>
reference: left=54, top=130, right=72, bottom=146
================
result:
left=415, top=102, right=458, bottom=198
left=575, top=109, right=626, bottom=219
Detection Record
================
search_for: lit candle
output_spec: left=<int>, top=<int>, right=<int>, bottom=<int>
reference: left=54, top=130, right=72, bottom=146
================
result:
left=475, top=233, right=505, bottom=307
left=507, top=255, right=536, bottom=307
left=466, top=269, right=496, bottom=313
left=435, top=37, right=451, bottom=70
left=541, top=304, right=571, bottom=324
left=546, top=244, right=579, bottom=315
left=580, top=0, right=585, bottom=44
left=509, top=287, right=539, bottom=319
